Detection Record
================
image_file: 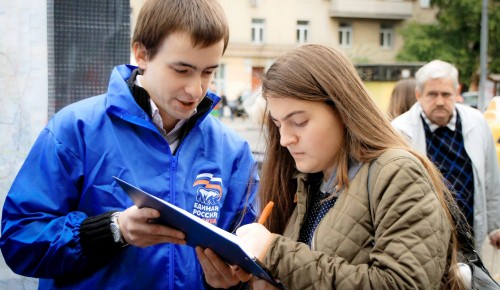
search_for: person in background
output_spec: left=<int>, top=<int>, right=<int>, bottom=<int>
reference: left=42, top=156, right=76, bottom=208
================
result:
left=0, top=0, right=258, bottom=289
left=228, top=96, right=239, bottom=121
left=231, top=44, right=465, bottom=289
left=392, top=60, right=500, bottom=253
left=387, top=78, right=417, bottom=120
left=219, top=92, right=228, bottom=119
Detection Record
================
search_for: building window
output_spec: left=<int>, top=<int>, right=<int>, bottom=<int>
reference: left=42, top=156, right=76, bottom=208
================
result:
left=420, top=0, right=431, bottom=8
left=213, top=63, right=226, bottom=95
left=380, top=23, right=393, bottom=49
left=338, top=22, right=352, bottom=48
left=251, top=19, right=265, bottom=44
left=296, top=20, right=309, bottom=44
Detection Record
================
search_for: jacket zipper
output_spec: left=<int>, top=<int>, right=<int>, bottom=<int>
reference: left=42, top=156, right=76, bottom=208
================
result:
left=169, top=157, right=177, bottom=290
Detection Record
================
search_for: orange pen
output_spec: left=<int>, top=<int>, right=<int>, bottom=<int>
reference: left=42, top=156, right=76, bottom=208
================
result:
left=257, top=201, right=274, bottom=224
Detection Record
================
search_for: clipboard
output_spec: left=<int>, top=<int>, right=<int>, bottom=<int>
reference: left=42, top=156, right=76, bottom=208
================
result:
left=114, top=176, right=285, bottom=289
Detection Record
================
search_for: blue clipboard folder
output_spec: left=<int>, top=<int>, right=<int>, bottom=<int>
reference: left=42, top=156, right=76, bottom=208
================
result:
left=114, top=177, right=284, bottom=289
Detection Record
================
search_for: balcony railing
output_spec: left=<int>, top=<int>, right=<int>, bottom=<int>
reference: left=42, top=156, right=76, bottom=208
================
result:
left=330, top=0, right=413, bottom=20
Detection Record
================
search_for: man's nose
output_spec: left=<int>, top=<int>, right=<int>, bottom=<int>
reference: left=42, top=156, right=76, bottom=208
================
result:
left=185, top=76, right=203, bottom=98
left=435, top=95, right=445, bottom=105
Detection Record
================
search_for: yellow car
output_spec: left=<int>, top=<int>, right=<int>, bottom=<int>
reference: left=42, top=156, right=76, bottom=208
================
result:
left=484, top=96, right=500, bottom=166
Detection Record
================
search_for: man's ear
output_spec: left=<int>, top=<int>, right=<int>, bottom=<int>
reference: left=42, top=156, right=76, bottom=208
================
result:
left=455, top=86, right=461, bottom=98
left=132, top=42, right=148, bottom=69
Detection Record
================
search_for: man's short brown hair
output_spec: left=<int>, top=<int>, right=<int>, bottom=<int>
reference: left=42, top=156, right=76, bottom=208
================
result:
left=132, top=0, right=229, bottom=60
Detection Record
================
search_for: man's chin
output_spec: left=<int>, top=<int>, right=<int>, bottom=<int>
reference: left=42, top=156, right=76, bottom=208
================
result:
left=173, top=107, right=196, bottom=119
left=431, top=115, right=451, bottom=126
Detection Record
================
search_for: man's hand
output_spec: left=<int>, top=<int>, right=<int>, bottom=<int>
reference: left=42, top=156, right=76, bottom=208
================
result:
left=251, top=278, right=280, bottom=290
left=196, top=247, right=251, bottom=288
left=118, top=205, right=186, bottom=247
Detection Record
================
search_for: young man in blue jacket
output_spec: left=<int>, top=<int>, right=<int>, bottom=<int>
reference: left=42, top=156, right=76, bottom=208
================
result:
left=0, top=0, right=258, bottom=289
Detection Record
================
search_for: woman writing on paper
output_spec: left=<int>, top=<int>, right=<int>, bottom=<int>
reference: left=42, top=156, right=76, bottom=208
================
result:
left=234, top=45, right=466, bottom=290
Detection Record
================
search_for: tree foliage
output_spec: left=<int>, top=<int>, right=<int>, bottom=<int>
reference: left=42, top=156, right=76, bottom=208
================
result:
left=397, top=0, right=500, bottom=88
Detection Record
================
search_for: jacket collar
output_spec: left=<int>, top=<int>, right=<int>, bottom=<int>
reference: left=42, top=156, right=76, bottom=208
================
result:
left=105, top=65, right=219, bottom=130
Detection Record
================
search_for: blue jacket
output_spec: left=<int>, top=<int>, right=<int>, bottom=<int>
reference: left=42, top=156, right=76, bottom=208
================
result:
left=0, top=65, right=258, bottom=289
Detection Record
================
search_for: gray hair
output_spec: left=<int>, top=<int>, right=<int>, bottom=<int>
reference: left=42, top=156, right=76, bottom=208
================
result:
left=415, top=60, right=459, bottom=92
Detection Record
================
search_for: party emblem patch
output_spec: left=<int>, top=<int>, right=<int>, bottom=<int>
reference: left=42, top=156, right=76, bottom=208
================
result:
left=192, top=173, right=222, bottom=224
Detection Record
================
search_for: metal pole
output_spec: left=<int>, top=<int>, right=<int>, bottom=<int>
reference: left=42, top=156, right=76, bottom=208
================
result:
left=478, top=0, right=488, bottom=112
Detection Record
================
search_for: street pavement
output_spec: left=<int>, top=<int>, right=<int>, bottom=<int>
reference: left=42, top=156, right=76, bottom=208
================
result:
left=221, top=116, right=265, bottom=155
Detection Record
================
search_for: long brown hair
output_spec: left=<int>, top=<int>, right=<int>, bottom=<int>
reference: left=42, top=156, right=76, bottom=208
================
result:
left=387, top=78, right=417, bottom=120
left=259, top=44, right=464, bottom=290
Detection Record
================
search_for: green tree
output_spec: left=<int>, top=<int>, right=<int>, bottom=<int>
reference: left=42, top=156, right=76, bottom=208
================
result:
left=397, top=0, right=500, bottom=89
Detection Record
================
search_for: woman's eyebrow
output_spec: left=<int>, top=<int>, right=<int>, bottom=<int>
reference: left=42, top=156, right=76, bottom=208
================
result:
left=270, top=110, right=306, bottom=122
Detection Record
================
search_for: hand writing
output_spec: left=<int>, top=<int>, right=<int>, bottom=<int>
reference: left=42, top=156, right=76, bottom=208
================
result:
left=236, top=223, right=273, bottom=261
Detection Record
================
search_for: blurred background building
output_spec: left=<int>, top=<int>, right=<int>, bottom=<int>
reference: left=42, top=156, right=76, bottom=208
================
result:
left=133, top=0, right=437, bottom=110
left=213, top=0, right=436, bottom=109
left=1, top=0, right=498, bottom=289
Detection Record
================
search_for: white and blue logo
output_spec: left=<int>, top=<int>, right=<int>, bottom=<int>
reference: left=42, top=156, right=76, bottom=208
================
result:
left=192, top=173, right=222, bottom=224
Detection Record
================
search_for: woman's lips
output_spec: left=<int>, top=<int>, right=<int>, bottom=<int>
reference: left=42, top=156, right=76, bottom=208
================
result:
left=290, top=151, right=305, bottom=158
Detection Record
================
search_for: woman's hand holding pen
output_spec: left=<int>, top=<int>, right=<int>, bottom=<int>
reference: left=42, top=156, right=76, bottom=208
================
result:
left=197, top=201, right=277, bottom=289
left=236, top=201, right=275, bottom=261
left=235, top=223, right=278, bottom=289
left=236, top=201, right=279, bottom=290
left=236, top=223, right=273, bottom=262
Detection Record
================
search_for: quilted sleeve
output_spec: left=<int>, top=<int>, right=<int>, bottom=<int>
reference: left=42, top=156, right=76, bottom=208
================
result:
left=263, top=153, right=451, bottom=290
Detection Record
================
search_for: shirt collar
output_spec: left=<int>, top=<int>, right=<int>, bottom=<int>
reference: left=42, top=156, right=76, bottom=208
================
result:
left=320, top=157, right=363, bottom=195
left=134, top=75, right=190, bottom=144
left=418, top=103, right=457, bottom=132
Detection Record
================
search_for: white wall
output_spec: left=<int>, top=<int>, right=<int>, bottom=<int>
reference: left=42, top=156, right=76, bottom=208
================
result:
left=0, top=0, right=47, bottom=288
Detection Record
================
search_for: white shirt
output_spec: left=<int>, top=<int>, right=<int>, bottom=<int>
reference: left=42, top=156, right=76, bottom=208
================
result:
left=135, top=75, right=189, bottom=152
left=419, top=106, right=457, bottom=132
